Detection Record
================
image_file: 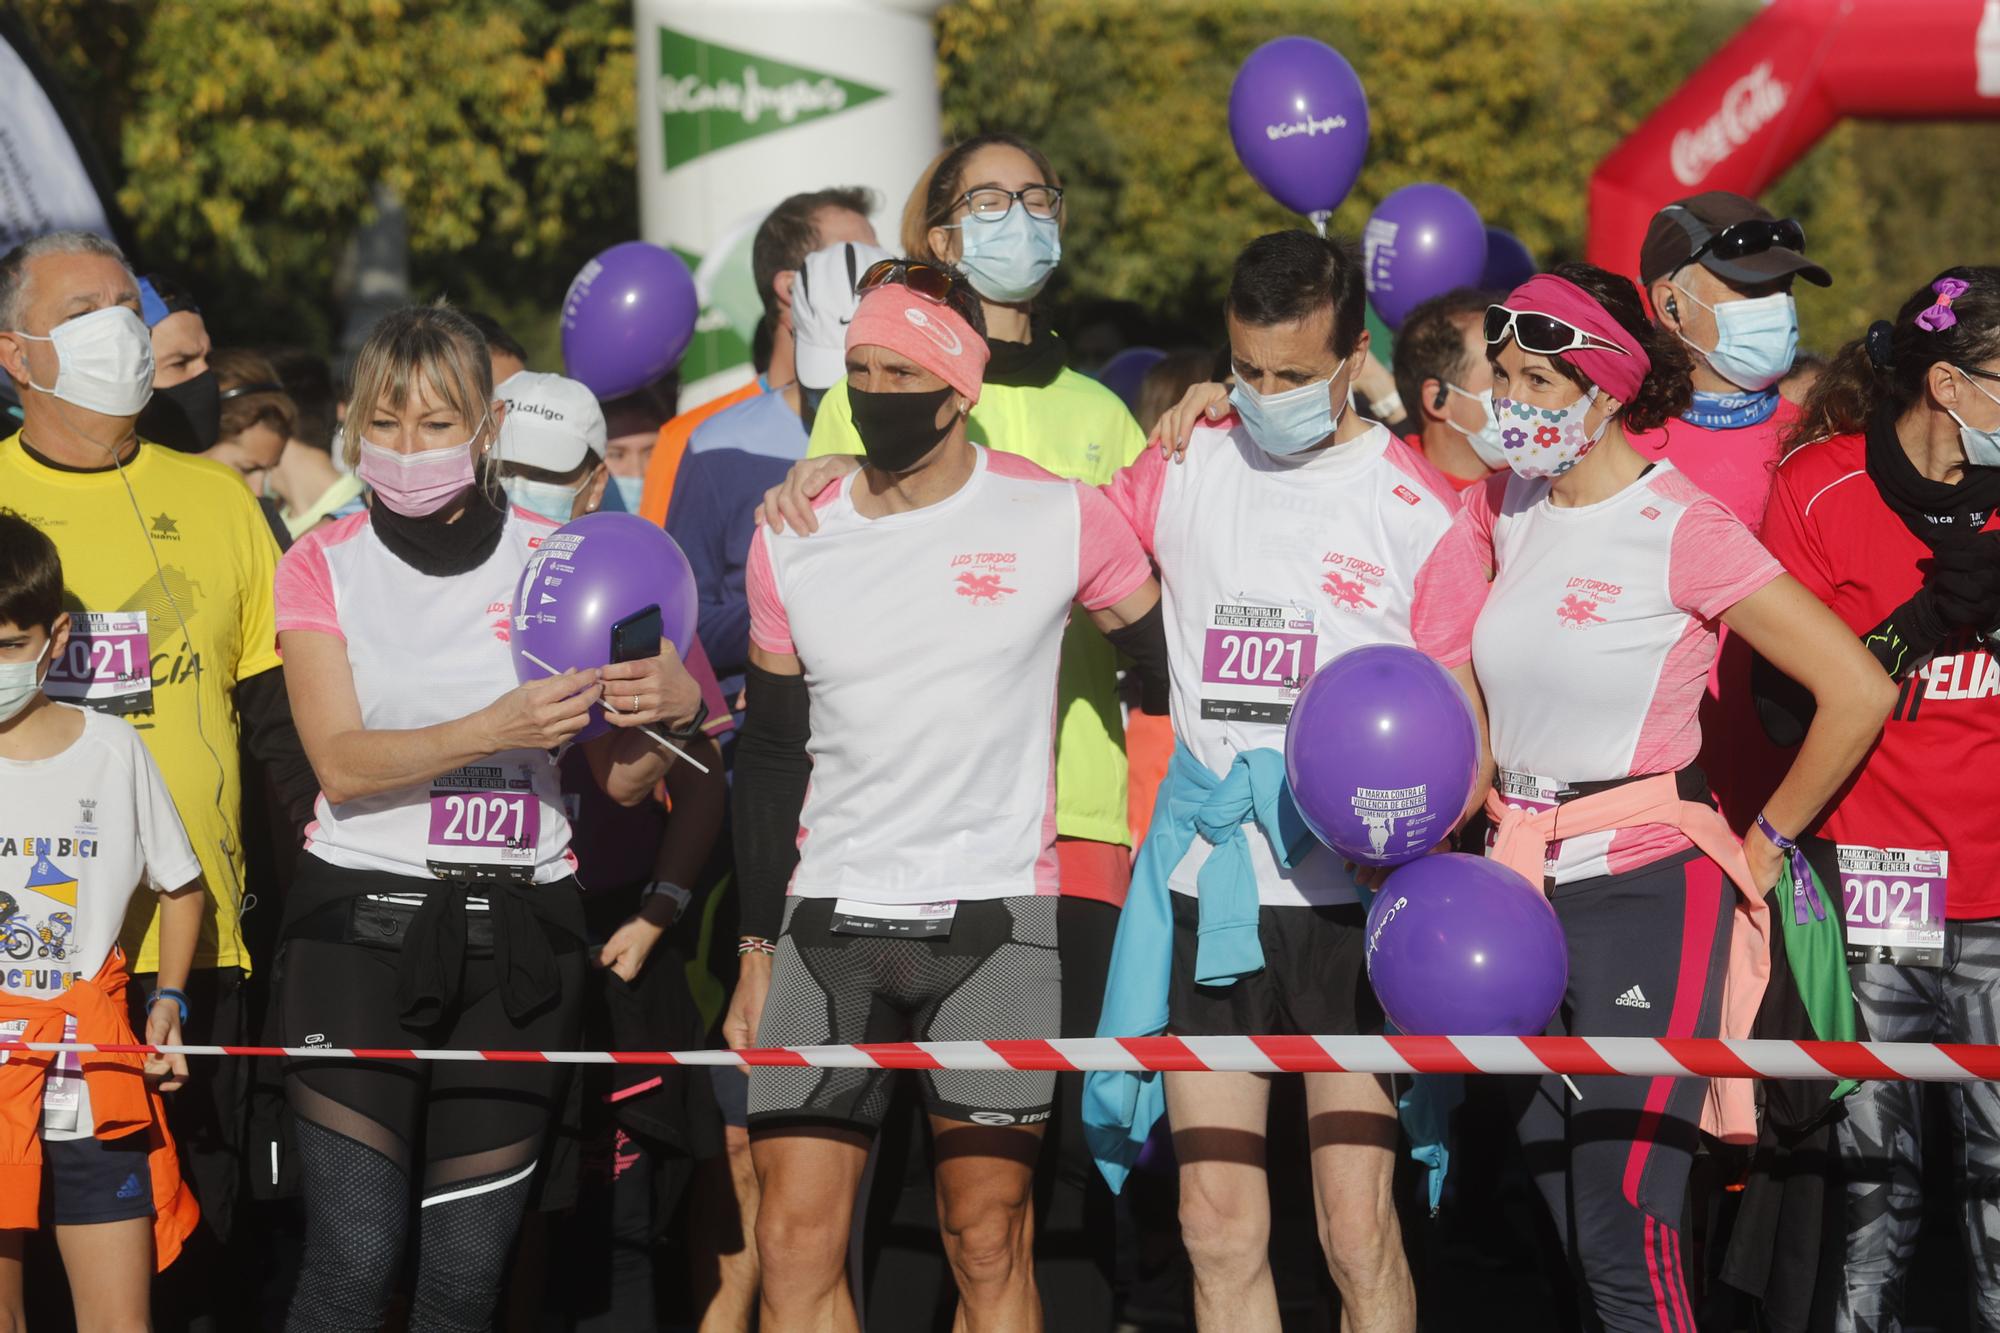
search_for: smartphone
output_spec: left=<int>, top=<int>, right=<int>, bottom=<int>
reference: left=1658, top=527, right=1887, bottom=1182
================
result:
left=609, top=604, right=663, bottom=664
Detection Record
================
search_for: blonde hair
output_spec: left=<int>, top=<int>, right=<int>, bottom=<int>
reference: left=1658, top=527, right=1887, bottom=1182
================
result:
left=341, top=301, right=493, bottom=468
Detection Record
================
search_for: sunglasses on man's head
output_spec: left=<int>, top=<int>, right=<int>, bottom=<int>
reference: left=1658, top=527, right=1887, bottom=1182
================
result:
left=858, top=260, right=960, bottom=306
left=1687, top=216, right=1806, bottom=267
left=1484, top=306, right=1631, bottom=358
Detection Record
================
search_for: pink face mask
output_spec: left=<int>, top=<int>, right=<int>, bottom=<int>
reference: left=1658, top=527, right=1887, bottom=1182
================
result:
left=356, top=422, right=483, bottom=517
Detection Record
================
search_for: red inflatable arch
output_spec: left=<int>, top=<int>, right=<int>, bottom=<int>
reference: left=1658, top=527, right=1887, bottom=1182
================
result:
left=1587, top=0, right=2000, bottom=282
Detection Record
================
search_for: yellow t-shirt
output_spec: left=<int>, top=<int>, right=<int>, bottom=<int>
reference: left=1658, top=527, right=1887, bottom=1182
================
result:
left=0, top=433, right=283, bottom=972
left=807, top=368, right=1148, bottom=847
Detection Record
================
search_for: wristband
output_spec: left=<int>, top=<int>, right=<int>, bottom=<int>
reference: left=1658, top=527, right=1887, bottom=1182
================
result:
left=149, top=987, right=191, bottom=1026
left=663, top=699, right=711, bottom=745
left=643, top=881, right=693, bottom=924
left=1755, top=813, right=1823, bottom=925
left=1369, top=390, right=1406, bottom=423
left=736, top=935, right=776, bottom=957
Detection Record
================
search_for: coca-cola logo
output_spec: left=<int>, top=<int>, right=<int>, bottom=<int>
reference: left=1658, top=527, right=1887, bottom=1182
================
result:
left=1670, top=62, right=1788, bottom=187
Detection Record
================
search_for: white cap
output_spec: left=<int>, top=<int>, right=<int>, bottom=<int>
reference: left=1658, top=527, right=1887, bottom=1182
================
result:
left=494, top=371, right=607, bottom=473
left=792, top=240, right=893, bottom=391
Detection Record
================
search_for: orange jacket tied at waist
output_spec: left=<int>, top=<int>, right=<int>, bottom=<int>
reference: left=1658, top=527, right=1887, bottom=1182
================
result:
left=1485, top=772, right=1771, bottom=1145
left=0, top=949, right=199, bottom=1266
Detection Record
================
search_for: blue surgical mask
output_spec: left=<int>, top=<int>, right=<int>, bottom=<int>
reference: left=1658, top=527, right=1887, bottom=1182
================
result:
left=1948, top=369, right=2000, bottom=469
left=1444, top=384, right=1510, bottom=470
left=0, top=641, right=50, bottom=724
left=1677, top=286, right=1798, bottom=392
left=607, top=473, right=643, bottom=513
left=1231, top=373, right=1346, bottom=457
left=952, top=204, right=1062, bottom=304
left=502, top=476, right=583, bottom=524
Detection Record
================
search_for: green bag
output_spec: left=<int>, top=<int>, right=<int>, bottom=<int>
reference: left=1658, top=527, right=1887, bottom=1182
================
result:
left=1773, top=858, right=1860, bottom=1101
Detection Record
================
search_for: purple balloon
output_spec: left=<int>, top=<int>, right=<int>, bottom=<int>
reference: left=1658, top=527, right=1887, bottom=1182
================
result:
left=561, top=242, right=699, bottom=401
left=1283, top=644, right=1478, bottom=866
left=1363, top=184, right=1488, bottom=329
left=1481, top=225, right=1539, bottom=291
left=511, top=512, right=698, bottom=742
left=1364, top=854, right=1568, bottom=1037
left=1096, top=346, right=1165, bottom=417
left=1228, top=37, right=1370, bottom=219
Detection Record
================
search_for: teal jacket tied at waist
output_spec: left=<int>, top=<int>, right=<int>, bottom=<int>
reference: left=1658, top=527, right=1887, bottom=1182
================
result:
left=1082, top=741, right=1310, bottom=1193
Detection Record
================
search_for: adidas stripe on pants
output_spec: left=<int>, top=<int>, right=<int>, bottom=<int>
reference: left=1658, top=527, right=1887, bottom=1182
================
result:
left=1508, top=848, right=1733, bottom=1333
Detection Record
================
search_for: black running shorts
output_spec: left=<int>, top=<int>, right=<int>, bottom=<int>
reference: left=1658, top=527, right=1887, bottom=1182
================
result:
left=748, top=895, right=1060, bottom=1131
left=1166, top=890, right=1382, bottom=1038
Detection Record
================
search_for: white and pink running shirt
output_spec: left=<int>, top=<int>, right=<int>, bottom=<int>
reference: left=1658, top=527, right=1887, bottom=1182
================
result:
left=1413, top=462, right=1783, bottom=883
left=274, top=507, right=579, bottom=884
left=1105, top=421, right=1460, bottom=907
left=747, top=446, right=1150, bottom=907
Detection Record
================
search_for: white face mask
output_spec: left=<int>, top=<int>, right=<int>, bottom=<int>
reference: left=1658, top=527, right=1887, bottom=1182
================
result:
left=1948, top=369, right=2000, bottom=470
left=502, top=475, right=585, bottom=524
left=12, top=306, right=156, bottom=418
left=1492, top=386, right=1608, bottom=479
left=1443, top=384, right=1510, bottom=470
left=0, top=641, right=51, bottom=724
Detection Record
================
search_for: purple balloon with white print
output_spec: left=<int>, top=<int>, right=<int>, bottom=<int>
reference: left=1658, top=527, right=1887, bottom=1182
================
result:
left=1364, top=184, right=1488, bottom=329
left=1283, top=644, right=1479, bottom=867
left=1364, top=854, right=1567, bottom=1037
left=511, top=512, right=698, bottom=742
left=1228, top=37, right=1371, bottom=220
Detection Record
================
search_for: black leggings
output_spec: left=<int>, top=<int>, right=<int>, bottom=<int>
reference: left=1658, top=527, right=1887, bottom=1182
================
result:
left=277, top=929, right=583, bottom=1332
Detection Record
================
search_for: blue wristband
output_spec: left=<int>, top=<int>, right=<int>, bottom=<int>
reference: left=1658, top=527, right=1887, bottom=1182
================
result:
left=149, top=987, right=190, bottom=1026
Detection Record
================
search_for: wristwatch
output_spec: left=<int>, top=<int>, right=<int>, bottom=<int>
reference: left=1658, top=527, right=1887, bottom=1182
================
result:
left=642, top=881, right=693, bottom=924
left=661, top=698, right=710, bottom=745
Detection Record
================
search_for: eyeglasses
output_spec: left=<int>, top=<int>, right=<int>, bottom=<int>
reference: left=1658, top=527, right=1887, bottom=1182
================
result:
left=858, top=259, right=961, bottom=306
left=958, top=185, right=1063, bottom=223
left=1687, top=216, right=1806, bottom=267
left=1484, top=306, right=1632, bottom=358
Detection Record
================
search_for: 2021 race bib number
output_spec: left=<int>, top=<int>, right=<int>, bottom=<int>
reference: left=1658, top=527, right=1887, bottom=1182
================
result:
left=42, top=611, right=152, bottom=716
left=1200, top=602, right=1316, bottom=724
left=1839, top=844, right=1947, bottom=968
left=426, top=765, right=539, bottom=884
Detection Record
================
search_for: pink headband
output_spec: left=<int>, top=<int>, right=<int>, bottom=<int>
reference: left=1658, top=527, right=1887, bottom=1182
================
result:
left=845, top=285, right=988, bottom=404
left=1502, top=274, right=1651, bottom=404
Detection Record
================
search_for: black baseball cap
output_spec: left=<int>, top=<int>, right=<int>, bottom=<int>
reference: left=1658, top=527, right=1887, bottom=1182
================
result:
left=1639, top=191, right=1830, bottom=289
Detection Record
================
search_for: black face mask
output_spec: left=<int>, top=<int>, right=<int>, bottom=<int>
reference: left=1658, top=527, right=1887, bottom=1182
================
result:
left=138, top=369, right=221, bottom=453
left=849, top=384, right=956, bottom=474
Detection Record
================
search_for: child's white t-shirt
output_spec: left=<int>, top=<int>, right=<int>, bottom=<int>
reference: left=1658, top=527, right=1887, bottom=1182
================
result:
left=0, top=704, right=201, bottom=1138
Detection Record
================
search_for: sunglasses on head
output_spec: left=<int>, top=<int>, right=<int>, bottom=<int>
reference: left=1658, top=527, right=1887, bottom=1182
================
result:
left=858, top=259, right=960, bottom=306
left=1687, top=216, right=1806, bottom=267
left=1484, top=306, right=1632, bottom=358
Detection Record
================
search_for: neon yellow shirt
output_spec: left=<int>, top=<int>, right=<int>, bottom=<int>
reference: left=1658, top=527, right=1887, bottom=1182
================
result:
left=808, top=369, right=1147, bottom=846
left=0, top=434, right=284, bottom=972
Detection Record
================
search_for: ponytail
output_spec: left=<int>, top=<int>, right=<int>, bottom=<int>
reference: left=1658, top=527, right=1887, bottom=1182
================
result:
left=1786, top=264, right=2000, bottom=450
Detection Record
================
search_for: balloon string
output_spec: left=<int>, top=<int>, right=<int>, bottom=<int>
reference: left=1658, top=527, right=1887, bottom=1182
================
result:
left=1309, top=210, right=1331, bottom=239
left=519, top=648, right=710, bottom=774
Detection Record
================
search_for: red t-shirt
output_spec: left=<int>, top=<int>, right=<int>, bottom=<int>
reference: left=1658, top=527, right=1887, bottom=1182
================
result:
left=1761, top=432, right=2000, bottom=918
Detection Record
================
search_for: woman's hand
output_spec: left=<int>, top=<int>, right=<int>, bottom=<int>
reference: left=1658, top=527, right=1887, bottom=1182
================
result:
left=1743, top=821, right=1785, bottom=896
left=1150, top=381, right=1232, bottom=461
left=723, top=953, right=772, bottom=1051
left=598, top=914, right=667, bottom=983
left=601, top=640, right=703, bottom=732
left=144, top=1001, right=188, bottom=1093
left=756, top=455, right=862, bottom=535
left=482, top=669, right=603, bottom=751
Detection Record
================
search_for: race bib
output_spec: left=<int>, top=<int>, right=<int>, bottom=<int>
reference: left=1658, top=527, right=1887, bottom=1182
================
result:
left=1839, top=845, right=1947, bottom=968
left=1486, top=770, right=1567, bottom=873
left=43, top=611, right=152, bottom=715
left=425, top=764, right=540, bottom=884
left=1199, top=601, right=1317, bottom=724
left=41, top=1015, right=80, bottom=1132
left=829, top=899, right=957, bottom=939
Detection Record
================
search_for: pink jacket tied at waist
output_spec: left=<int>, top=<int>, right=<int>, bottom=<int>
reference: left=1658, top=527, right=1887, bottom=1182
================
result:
left=1485, top=772, right=1770, bottom=1144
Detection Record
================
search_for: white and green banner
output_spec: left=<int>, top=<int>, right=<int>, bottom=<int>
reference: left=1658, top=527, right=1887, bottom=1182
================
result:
left=636, top=0, right=945, bottom=407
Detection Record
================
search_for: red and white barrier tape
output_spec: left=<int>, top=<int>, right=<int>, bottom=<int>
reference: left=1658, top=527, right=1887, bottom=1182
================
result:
left=6, top=1035, right=2000, bottom=1082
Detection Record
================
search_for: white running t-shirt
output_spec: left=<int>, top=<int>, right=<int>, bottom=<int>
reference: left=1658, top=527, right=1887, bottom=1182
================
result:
left=747, top=446, right=1150, bottom=906
left=1413, top=462, right=1782, bottom=882
left=274, top=507, right=578, bottom=884
left=0, top=705, right=200, bottom=1138
left=1104, top=421, right=1461, bottom=907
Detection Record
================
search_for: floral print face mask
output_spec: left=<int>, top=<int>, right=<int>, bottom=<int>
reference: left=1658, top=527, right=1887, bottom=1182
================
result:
left=1492, top=385, right=1607, bottom=479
